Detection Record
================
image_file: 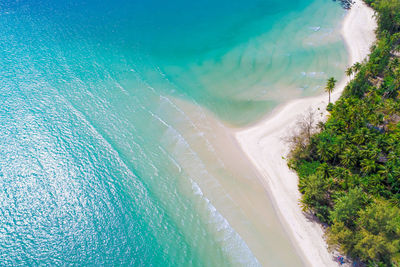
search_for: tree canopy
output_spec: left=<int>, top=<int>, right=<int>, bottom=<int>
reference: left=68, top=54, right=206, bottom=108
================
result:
left=288, top=1, right=400, bottom=265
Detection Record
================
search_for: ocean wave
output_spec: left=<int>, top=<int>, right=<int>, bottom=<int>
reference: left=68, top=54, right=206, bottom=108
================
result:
left=190, top=180, right=261, bottom=267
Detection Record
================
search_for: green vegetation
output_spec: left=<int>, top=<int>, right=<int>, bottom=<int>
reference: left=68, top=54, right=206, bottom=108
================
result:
left=288, top=0, right=400, bottom=265
left=325, top=77, right=338, bottom=103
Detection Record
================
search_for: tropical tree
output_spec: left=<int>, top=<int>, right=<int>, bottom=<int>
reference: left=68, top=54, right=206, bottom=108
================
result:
left=345, top=66, right=353, bottom=78
left=354, top=200, right=400, bottom=265
left=325, top=77, right=337, bottom=103
left=340, top=148, right=357, bottom=167
left=353, top=62, right=362, bottom=73
left=287, top=1, right=400, bottom=264
left=360, top=158, right=377, bottom=174
left=393, top=68, right=400, bottom=90
left=371, top=0, right=400, bottom=34
left=330, top=187, right=367, bottom=229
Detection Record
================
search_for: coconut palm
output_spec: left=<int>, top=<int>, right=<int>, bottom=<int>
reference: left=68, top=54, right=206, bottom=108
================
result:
left=360, top=158, right=376, bottom=174
left=345, top=66, right=353, bottom=77
left=353, top=62, right=362, bottom=73
left=340, top=148, right=356, bottom=167
left=325, top=77, right=337, bottom=103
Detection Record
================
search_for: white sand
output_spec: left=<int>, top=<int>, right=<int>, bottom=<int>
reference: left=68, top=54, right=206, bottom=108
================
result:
left=235, top=1, right=377, bottom=266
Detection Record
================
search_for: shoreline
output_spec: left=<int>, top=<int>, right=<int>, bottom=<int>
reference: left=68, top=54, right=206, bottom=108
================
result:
left=235, top=0, right=377, bottom=266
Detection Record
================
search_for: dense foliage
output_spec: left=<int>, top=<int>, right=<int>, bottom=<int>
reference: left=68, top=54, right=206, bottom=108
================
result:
left=288, top=0, right=400, bottom=265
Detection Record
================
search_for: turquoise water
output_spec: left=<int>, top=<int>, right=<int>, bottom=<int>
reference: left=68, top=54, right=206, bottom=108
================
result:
left=0, top=0, right=347, bottom=266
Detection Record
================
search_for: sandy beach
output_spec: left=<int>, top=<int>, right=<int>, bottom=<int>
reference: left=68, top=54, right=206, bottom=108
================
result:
left=235, top=0, right=377, bottom=266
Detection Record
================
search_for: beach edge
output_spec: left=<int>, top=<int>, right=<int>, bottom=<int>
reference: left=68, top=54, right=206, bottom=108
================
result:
left=234, top=1, right=377, bottom=266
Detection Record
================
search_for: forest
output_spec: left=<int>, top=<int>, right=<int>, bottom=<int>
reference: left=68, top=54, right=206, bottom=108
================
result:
left=288, top=0, right=400, bottom=265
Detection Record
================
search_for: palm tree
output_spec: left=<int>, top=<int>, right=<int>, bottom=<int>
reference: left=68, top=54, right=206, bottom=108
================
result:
left=317, top=141, right=332, bottom=162
left=393, top=68, right=400, bottom=90
left=325, top=77, right=337, bottom=103
left=318, top=163, right=332, bottom=179
left=360, top=158, right=376, bottom=174
left=353, top=62, right=362, bottom=73
left=345, top=66, right=353, bottom=77
left=340, top=148, right=355, bottom=167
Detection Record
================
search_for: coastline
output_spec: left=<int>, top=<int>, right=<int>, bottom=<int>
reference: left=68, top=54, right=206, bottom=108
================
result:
left=235, top=0, right=377, bottom=266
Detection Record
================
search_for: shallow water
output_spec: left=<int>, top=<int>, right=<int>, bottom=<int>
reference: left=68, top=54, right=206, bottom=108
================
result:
left=0, top=0, right=346, bottom=265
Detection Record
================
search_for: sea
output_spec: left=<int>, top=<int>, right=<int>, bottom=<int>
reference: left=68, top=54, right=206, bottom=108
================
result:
left=0, top=0, right=347, bottom=265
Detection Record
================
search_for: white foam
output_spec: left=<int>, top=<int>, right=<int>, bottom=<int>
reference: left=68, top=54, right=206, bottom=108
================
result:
left=190, top=179, right=261, bottom=267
